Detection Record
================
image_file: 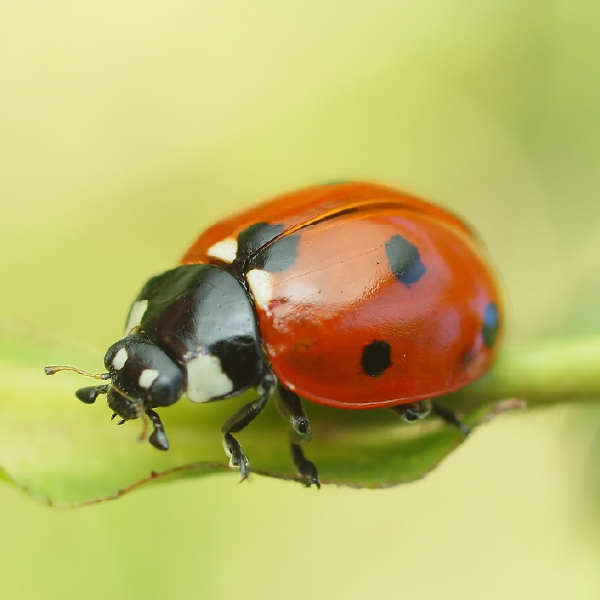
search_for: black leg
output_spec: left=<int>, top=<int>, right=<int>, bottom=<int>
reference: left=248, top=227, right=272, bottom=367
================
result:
left=275, top=383, right=312, bottom=441
left=432, top=404, right=471, bottom=436
left=146, top=408, right=170, bottom=450
left=221, top=373, right=275, bottom=481
left=392, top=400, right=470, bottom=436
left=290, top=443, right=320, bottom=489
left=276, top=384, right=320, bottom=488
left=391, top=399, right=432, bottom=422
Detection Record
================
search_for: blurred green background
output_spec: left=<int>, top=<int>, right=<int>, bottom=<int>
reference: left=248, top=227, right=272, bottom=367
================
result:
left=2, top=1, right=600, bottom=598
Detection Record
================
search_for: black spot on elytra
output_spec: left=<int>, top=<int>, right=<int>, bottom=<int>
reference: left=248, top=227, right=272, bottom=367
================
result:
left=362, top=340, right=392, bottom=377
left=482, top=302, right=500, bottom=348
left=385, top=235, right=426, bottom=286
left=236, top=222, right=285, bottom=261
left=248, top=234, right=301, bottom=273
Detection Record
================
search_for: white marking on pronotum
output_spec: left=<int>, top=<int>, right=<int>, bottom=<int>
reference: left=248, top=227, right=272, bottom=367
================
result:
left=138, top=368, right=159, bottom=389
left=125, top=299, right=149, bottom=334
left=186, top=354, right=234, bottom=402
left=207, top=237, right=238, bottom=264
left=246, top=269, right=274, bottom=312
left=112, top=347, right=128, bottom=370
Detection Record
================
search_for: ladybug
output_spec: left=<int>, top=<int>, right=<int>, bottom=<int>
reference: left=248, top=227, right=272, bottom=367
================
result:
left=46, top=182, right=502, bottom=487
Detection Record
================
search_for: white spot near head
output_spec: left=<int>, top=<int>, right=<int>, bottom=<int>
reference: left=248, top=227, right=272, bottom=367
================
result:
left=186, top=354, right=234, bottom=403
left=112, top=347, right=128, bottom=371
left=125, top=299, right=149, bottom=334
left=207, top=237, right=238, bottom=264
left=246, top=269, right=274, bottom=312
left=138, top=368, right=159, bottom=390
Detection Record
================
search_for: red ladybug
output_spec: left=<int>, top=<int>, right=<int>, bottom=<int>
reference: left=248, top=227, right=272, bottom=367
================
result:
left=46, top=182, right=502, bottom=487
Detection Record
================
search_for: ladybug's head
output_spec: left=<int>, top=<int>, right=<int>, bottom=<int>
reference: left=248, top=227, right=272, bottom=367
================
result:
left=45, top=333, right=185, bottom=451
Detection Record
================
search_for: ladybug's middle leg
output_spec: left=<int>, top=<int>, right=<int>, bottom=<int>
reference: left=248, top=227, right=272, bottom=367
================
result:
left=275, top=383, right=320, bottom=488
left=391, top=399, right=432, bottom=422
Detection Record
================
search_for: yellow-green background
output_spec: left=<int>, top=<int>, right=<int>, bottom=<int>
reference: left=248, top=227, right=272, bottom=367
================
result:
left=2, top=1, right=600, bottom=598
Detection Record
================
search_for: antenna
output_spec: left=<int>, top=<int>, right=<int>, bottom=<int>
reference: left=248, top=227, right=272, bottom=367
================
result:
left=44, top=365, right=110, bottom=380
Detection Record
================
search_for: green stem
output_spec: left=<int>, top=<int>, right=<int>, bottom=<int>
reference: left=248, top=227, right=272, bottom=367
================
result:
left=441, top=335, right=600, bottom=412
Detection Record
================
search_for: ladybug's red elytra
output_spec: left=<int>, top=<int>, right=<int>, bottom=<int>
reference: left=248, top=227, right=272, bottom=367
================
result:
left=46, top=181, right=502, bottom=487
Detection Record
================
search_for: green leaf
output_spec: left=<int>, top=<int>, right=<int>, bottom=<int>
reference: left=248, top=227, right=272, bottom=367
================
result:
left=2, top=326, right=599, bottom=506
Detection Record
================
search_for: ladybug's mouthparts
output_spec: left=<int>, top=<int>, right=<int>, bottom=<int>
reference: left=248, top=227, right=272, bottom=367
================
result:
left=106, top=385, right=146, bottom=421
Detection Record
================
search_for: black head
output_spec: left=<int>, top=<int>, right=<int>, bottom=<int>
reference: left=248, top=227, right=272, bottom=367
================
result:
left=103, top=334, right=186, bottom=413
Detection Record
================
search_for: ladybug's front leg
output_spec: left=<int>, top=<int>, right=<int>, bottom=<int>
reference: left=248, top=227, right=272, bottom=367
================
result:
left=221, top=373, right=276, bottom=481
left=275, top=384, right=320, bottom=488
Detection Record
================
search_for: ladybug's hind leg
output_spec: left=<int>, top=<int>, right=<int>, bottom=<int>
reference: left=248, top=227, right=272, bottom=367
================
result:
left=275, top=384, right=320, bottom=489
left=221, top=373, right=276, bottom=482
left=431, top=404, right=471, bottom=437
left=391, top=400, right=471, bottom=436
